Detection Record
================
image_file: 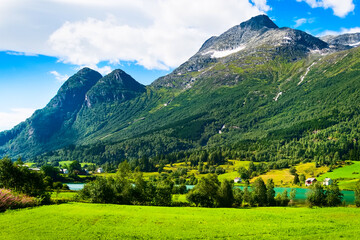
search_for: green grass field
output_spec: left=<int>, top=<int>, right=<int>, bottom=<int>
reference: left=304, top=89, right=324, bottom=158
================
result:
left=318, top=161, right=360, bottom=190
left=1, top=203, right=360, bottom=239
left=51, top=191, right=78, bottom=201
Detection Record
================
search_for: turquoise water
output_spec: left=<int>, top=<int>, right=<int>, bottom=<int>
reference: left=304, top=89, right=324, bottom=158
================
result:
left=64, top=183, right=85, bottom=191
left=186, top=185, right=355, bottom=204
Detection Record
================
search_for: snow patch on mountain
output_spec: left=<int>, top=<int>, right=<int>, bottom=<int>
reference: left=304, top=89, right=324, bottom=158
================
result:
left=349, top=41, right=360, bottom=47
left=203, top=45, right=246, bottom=59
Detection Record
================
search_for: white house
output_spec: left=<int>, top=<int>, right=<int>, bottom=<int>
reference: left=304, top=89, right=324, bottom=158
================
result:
left=305, top=178, right=317, bottom=186
left=234, top=177, right=242, bottom=183
left=323, top=178, right=333, bottom=186
left=29, top=168, right=41, bottom=171
left=96, top=168, right=104, bottom=173
left=62, top=169, right=69, bottom=174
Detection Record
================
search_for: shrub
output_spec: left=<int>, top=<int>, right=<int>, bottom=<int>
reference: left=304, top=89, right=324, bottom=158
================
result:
left=0, top=189, right=38, bottom=212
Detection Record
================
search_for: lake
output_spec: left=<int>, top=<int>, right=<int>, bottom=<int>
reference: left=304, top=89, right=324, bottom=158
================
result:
left=186, top=185, right=356, bottom=204
left=66, top=183, right=355, bottom=204
left=65, top=183, right=85, bottom=191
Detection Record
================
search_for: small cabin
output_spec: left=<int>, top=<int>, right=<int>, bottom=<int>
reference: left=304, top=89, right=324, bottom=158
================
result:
left=62, top=169, right=69, bottom=174
left=305, top=178, right=317, bottom=186
left=234, top=177, right=242, bottom=183
left=323, top=178, right=333, bottom=186
left=96, top=168, right=104, bottom=173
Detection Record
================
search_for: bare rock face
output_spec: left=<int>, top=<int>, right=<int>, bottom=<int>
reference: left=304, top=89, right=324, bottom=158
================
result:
left=321, top=33, right=360, bottom=47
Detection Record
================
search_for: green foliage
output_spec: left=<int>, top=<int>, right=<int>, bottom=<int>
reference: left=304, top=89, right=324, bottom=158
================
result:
left=217, top=180, right=234, bottom=207
left=186, top=174, right=220, bottom=207
left=252, top=178, right=267, bottom=206
left=307, top=182, right=343, bottom=207
left=0, top=157, right=48, bottom=201
left=355, top=181, right=360, bottom=207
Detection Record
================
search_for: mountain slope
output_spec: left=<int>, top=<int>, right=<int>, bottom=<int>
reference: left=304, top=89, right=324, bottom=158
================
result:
left=1, top=15, right=360, bottom=164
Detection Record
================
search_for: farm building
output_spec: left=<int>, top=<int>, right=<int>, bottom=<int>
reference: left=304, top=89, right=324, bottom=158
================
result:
left=234, top=177, right=242, bottom=183
left=305, top=178, right=317, bottom=186
left=323, top=178, right=333, bottom=186
left=97, top=168, right=104, bottom=173
left=62, top=169, right=69, bottom=174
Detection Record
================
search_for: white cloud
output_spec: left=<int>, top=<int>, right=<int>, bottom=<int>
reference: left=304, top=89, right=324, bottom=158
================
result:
left=251, top=0, right=272, bottom=11
left=76, top=65, right=112, bottom=76
left=296, top=0, right=355, bottom=17
left=318, top=27, right=360, bottom=36
left=5, top=51, right=38, bottom=57
left=0, top=0, right=269, bottom=70
left=50, top=71, right=69, bottom=83
left=293, top=18, right=315, bottom=28
left=0, top=108, right=35, bottom=131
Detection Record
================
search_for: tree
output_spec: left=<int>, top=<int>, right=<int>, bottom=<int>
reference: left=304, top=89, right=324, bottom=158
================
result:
left=217, top=180, right=234, bottom=207
left=252, top=178, right=267, bottom=206
left=293, top=173, right=300, bottom=185
left=186, top=174, right=220, bottom=207
left=266, top=179, right=276, bottom=206
left=41, top=165, right=60, bottom=181
left=0, top=157, right=48, bottom=201
left=289, top=167, right=297, bottom=175
left=68, top=160, right=82, bottom=174
left=307, top=182, right=326, bottom=207
left=242, top=186, right=253, bottom=206
left=117, top=161, right=131, bottom=179
left=280, top=190, right=290, bottom=206
left=153, top=179, right=172, bottom=206
left=299, top=174, right=306, bottom=186
left=289, top=188, right=297, bottom=205
left=355, top=181, right=360, bottom=207
left=233, top=188, right=243, bottom=207
left=325, top=184, right=343, bottom=207
left=238, top=167, right=249, bottom=180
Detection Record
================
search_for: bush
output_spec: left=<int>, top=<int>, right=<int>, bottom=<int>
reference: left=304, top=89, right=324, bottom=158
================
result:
left=0, top=189, right=39, bottom=212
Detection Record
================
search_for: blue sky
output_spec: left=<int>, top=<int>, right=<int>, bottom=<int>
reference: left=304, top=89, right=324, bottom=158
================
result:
left=0, top=0, right=359, bottom=131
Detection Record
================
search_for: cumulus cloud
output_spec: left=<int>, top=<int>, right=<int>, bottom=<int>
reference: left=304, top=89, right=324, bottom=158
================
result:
left=50, top=71, right=69, bottom=83
left=296, top=0, right=355, bottom=17
left=0, top=108, right=35, bottom=131
left=293, top=18, right=315, bottom=28
left=251, top=0, right=272, bottom=11
left=318, top=27, right=360, bottom=36
left=0, top=0, right=271, bottom=70
left=36, top=0, right=267, bottom=70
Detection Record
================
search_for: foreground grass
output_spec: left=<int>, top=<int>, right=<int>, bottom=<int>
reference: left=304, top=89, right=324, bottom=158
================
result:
left=1, top=203, right=360, bottom=239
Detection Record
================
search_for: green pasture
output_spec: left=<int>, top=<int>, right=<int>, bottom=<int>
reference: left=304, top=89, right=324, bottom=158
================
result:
left=59, top=161, right=95, bottom=167
left=318, top=161, right=360, bottom=190
left=51, top=191, right=78, bottom=201
left=1, top=203, right=360, bottom=239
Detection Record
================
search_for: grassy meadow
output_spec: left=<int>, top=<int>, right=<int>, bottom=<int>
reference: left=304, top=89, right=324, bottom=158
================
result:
left=1, top=203, right=360, bottom=239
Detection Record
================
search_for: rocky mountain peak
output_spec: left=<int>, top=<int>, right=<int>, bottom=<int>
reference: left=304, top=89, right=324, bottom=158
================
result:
left=239, top=14, right=278, bottom=30
left=321, top=33, right=360, bottom=47
left=84, top=69, right=145, bottom=106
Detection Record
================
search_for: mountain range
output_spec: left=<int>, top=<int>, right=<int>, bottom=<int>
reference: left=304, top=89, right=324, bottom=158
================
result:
left=1, top=15, right=360, bottom=165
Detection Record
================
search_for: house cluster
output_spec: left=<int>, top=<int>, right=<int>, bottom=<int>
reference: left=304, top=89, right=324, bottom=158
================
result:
left=305, top=177, right=333, bottom=186
left=234, top=177, right=242, bottom=183
left=59, top=167, right=104, bottom=174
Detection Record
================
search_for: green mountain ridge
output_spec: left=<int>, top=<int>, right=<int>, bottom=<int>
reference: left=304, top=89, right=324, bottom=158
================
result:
left=1, top=15, right=360, bottom=167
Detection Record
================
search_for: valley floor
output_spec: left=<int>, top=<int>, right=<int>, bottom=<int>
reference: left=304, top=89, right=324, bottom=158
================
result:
left=1, top=203, right=360, bottom=239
